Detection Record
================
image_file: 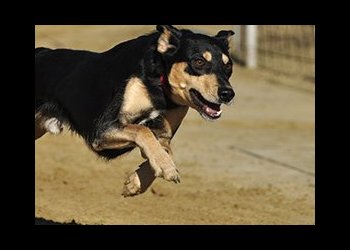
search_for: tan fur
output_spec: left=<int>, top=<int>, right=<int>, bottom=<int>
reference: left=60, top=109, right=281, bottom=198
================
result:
left=157, top=29, right=174, bottom=53
left=203, top=51, right=212, bottom=62
left=222, top=53, right=229, bottom=64
left=168, top=62, right=220, bottom=106
left=154, top=106, right=189, bottom=154
left=122, top=161, right=155, bottom=197
left=93, top=124, right=180, bottom=182
left=122, top=106, right=189, bottom=196
left=161, top=106, right=189, bottom=137
left=120, top=77, right=153, bottom=123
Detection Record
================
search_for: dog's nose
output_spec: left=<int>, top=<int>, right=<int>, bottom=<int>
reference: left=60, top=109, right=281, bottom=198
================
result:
left=218, top=87, right=235, bottom=103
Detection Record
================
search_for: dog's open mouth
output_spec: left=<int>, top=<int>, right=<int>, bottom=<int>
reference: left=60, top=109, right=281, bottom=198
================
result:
left=189, top=89, right=222, bottom=120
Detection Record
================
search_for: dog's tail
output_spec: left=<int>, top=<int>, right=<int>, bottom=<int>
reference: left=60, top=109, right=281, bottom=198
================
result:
left=35, top=47, right=52, bottom=58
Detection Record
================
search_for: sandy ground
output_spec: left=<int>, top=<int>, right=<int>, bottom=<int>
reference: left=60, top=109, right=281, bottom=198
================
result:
left=35, top=26, right=315, bottom=225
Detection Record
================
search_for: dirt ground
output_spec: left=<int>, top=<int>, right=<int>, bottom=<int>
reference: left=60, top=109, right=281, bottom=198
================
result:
left=35, top=25, right=315, bottom=225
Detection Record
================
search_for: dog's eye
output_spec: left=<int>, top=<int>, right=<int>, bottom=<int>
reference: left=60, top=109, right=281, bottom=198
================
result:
left=193, top=58, right=205, bottom=68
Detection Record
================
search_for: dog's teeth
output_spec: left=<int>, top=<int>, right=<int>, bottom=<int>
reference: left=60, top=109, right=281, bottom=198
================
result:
left=204, top=106, right=222, bottom=117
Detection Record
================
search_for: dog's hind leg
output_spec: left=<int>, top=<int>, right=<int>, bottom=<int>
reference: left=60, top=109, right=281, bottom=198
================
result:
left=35, top=114, right=63, bottom=140
left=35, top=122, right=47, bottom=140
left=122, top=160, right=156, bottom=197
left=43, top=118, right=63, bottom=135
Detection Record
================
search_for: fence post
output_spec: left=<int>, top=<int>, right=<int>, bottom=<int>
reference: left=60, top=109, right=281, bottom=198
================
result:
left=246, top=25, right=258, bottom=68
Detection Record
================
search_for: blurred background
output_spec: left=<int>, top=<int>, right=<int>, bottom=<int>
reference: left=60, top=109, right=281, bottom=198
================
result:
left=35, top=25, right=315, bottom=225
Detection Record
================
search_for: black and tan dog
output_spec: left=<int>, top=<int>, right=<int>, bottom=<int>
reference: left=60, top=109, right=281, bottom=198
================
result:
left=35, top=25, right=235, bottom=196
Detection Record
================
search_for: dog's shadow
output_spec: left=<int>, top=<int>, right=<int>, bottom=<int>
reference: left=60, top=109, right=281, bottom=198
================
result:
left=35, top=217, right=80, bottom=225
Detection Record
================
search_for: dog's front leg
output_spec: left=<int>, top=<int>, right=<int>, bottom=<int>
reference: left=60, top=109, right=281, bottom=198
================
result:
left=122, top=138, right=172, bottom=197
left=122, top=106, right=189, bottom=197
left=93, top=124, right=180, bottom=183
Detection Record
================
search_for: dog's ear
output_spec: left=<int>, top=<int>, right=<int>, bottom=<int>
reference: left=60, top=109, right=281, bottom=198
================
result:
left=156, top=25, right=182, bottom=55
left=215, top=30, right=235, bottom=48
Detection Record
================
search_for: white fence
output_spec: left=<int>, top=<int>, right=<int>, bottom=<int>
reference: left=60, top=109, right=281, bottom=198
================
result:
left=231, top=25, right=315, bottom=82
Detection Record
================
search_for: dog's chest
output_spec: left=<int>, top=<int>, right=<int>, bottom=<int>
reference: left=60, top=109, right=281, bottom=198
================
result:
left=119, top=77, right=163, bottom=126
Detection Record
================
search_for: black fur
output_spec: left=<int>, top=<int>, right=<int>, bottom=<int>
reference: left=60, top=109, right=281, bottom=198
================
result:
left=36, top=32, right=168, bottom=159
left=35, top=26, right=234, bottom=160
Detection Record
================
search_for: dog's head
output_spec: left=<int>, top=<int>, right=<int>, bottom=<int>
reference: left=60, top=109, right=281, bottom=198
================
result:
left=156, top=25, right=235, bottom=120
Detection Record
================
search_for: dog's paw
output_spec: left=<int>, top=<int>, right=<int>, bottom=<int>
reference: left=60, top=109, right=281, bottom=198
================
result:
left=122, top=161, right=157, bottom=197
left=122, top=172, right=141, bottom=197
left=150, top=152, right=180, bottom=183
left=162, top=167, right=181, bottom=183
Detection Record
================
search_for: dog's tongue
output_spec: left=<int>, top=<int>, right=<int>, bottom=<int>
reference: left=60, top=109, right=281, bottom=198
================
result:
left=203, top=105, right=222, bottom=118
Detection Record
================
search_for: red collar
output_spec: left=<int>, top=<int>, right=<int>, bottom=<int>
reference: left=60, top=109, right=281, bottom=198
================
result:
left=160, top=74, right=168, bottom=85
left=160, top=74, right=170, bottom=95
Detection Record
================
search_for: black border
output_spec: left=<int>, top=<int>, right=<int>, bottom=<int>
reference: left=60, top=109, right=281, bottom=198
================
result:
left=28, top=8, right=320, bottom=242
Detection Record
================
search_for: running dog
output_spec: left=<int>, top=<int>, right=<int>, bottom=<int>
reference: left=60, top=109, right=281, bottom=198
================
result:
left=35, top=25, right=235, bottom=196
